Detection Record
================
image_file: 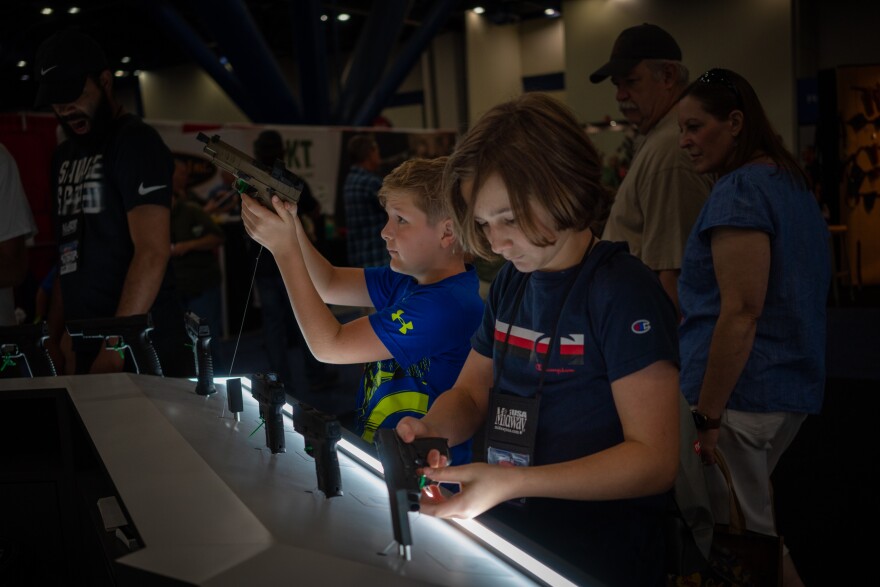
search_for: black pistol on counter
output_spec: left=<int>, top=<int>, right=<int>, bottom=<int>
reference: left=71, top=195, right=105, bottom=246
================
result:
left=184, top=311, right=215, bottom=395
left=250, top=372, right=286, bottom=454
left=196, top=132, right=303, bottom=213
left=374, top=429, right=449, bottom=560
left=65, top=314, right=163, bottom=376
left=291, top=401, right=343, bottom=498
left=0, top=322, right=57, bottom=377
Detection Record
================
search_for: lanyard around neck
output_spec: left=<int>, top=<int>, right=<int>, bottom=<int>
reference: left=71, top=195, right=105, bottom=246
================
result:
left=493, top=236, right=597, bottom=399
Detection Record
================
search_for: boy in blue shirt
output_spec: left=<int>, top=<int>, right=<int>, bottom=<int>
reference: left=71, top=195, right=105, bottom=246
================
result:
left=241, top=157, right=483, bottom=464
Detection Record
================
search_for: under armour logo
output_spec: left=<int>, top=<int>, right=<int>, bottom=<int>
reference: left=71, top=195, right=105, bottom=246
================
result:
left=391, top=310, right=413, bottom=334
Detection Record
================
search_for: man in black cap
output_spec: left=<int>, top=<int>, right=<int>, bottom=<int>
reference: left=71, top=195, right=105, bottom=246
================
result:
left=591, top=23, right=711, bottom=314
left=35, top=29, right=186, bottom=375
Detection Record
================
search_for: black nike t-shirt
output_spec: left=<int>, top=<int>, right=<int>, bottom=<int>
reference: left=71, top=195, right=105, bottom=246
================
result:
left=52, top=113, right=175, bottom=320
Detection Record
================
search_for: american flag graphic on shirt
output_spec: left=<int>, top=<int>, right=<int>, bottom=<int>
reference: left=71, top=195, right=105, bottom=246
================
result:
left=493, top=319, right=585, bottom=367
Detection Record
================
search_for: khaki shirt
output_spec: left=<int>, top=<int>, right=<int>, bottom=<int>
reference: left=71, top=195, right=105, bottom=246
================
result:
left=601, top=107, right=713, bottom=271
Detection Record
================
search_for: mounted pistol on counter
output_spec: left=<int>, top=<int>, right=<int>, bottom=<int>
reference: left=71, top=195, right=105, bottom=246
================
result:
left=184, top=311, right=215, bottom=396
left=196, top=132, right=303, bottom=213
left=250, top=372, right=287, bottom=454
left=290, top=400, right=343, bottom=498
left=0, top=322, right=57, bottom=378
left=65, top=313, right=163, bottom=376
left=374, top=429, right=449, bottom=560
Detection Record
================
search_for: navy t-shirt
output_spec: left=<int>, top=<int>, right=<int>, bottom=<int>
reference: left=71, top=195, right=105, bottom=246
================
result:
left=472, top=241, right=679, bottom=585
left=473, top=241, right=679, bottom=466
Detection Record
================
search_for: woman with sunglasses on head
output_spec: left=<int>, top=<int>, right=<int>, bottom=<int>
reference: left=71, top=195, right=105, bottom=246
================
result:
left=678, top=69, right=830, bottom=586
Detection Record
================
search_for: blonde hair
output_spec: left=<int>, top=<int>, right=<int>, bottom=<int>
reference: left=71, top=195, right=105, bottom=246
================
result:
left=379, top=156, right=450, bottom=224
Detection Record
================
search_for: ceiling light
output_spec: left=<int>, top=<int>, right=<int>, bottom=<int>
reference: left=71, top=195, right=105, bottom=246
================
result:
left=17, top=60, right=26, bottom=68
left=473, top=6, right=485, bottom=15
left=544, top=8, right=559, bottom=17
left=114, top=70, right=126, bottom=78
left=320, top=14, right=328, bottom=22
left=121, top=56, right=131, bottom=64
left=40, top=7, right=53, bottom=15
left=337, top=13, right=350, bottom=22
left=68, top=6, right=80, bottom=14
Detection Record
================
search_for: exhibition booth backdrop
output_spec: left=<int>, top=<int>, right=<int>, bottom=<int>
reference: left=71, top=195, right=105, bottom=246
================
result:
left=0, top=112, right=457, bottom=333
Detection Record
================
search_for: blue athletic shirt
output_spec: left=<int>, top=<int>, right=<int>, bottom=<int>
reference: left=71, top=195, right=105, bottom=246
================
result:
left=360, top=265, right=484, bottom=464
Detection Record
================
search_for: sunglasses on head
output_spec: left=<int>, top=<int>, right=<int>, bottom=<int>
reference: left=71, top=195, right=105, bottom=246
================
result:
left=697, top=68, right=742, bottom=106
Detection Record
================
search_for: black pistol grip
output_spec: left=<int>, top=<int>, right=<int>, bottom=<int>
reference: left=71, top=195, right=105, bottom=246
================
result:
left=265, top=404, right=286, bottom=454
left=315, top=443, right=343, bottom=497
left=136, top=331, right=164, bottom=376
left=195, top=338, right=215, bottom=395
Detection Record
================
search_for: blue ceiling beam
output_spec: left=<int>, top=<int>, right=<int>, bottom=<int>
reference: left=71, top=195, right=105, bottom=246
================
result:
left=188, top=0, right=302, bottom=124
left=333, top=0, right=408, bottom=124
left=353, top=0, right=457, bottom=127
left=145, top=1, right=265, bottom=122
left=291, top=0, right=331, bottom=125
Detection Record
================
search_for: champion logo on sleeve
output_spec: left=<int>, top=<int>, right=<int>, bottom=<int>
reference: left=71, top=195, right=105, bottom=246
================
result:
left=138, top=182, right=167, bottom=196
left=630, top=319, right=651, bottom=334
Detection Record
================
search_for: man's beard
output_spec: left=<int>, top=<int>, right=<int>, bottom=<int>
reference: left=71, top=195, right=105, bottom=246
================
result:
left=57, top=90, right=115, bottom=151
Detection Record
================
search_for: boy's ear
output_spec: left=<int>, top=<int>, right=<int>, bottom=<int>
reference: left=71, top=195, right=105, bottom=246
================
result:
left=440, top=218, right=455, bottom=247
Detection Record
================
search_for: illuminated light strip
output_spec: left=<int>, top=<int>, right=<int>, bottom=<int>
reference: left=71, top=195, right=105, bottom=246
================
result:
left=337, top=438, right=383, bottom=473
left=200, top=376, right=252, bottom=389
left=213, top=378, right=581, bottom=587
left=334, top=438, right=581, bottom=587
left=450, top=518, right=580, bottom=587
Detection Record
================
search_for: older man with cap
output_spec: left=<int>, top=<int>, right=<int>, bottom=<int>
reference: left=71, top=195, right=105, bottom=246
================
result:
left=35, top=29, right=187, bottom=375
left=591, top=23, right=712, bottom=313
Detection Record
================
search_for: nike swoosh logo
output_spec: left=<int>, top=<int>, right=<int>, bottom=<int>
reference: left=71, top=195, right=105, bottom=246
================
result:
left=138, top=182, right=167, bottom=196
left=41, top=65, right=58, bottom=75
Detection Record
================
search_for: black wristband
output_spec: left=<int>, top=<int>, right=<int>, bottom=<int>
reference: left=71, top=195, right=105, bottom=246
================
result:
left=691, top=409, right=721, bottom=430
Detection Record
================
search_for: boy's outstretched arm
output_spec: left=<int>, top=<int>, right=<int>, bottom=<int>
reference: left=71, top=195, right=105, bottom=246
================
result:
left=241, top=194, right=391, bottom=364
left=241, top=193, right=371, bottom=306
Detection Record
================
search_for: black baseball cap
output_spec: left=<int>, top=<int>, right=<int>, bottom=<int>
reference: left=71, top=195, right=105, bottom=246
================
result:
left=589, top=23, right=681, bottom=84
left=34, top=29, right=109, bottom=108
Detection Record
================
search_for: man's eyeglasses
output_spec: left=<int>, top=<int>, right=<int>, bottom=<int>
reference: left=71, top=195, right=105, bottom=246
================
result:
left=697, top=68, right=742, bottom=106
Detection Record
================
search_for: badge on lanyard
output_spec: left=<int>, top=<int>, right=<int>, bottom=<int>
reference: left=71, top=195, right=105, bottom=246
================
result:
left=59, top=216, right=82, bottom=275
left=485, top=390, right=540, bottom=508
left=486, top=391, right=540, bottom=468
left=483, top=238, right=597, bottom=508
